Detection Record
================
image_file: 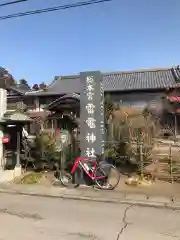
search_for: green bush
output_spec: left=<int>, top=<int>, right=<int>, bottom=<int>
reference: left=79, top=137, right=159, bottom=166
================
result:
left=34, top=133, right=58, bottom=168
left=62, top=145, right=80, bottom=170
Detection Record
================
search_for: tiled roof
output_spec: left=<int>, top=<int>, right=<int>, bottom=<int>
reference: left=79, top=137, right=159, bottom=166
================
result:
left=47, top=93, right=80, bottom=109
left=25, top=67, right=180, bottom=96
left=104, top=68, right=179, bottom=91
left=2, top=111, right=32, bottom=122
left=10, top=85, right=30, bottom=94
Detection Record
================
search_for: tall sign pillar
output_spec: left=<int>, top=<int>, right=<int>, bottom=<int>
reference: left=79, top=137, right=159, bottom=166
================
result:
left=80, top=71, right=104, bottom=160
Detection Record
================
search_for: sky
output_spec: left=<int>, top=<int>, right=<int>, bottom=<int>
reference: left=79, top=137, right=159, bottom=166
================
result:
left=0, top=0, right=180, bottom=85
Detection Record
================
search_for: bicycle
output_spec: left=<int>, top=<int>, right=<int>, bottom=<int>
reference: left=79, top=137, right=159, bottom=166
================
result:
left=56, top=155, right=120, bottom=190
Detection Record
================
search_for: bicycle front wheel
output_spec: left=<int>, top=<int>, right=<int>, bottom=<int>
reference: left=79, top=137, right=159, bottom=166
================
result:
left=58, top=167, right=82, bottom=188
left=94, top=164, right=120, bottom=190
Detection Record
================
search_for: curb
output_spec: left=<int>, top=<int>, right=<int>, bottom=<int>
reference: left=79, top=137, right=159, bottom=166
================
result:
left=0, top=189, right=180, bottom=210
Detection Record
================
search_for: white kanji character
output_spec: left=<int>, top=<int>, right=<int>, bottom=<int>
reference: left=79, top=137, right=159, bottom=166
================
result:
left=86, top=76, right=94, bottom=84
left=86, top=132, right=96, bottom=143
left=86, top=103, right=95, bottom=114
left=87, top=84, right=94, bottom=92
left=87, top=91, right=94, bottom=100
left=85, top=148, right=96, bottom=158
left=86, top=118, right=96, bottom=128
left=100, top=121, right=104, bottom=125
left=101, top=146, right=104, bottom=154
left=100, top=128, right=105, bottom=134
left=100, top=101, right=104, bottom=107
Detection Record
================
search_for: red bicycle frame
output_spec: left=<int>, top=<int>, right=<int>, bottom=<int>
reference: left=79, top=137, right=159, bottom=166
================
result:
left=71, top=157, right=105, bottom=180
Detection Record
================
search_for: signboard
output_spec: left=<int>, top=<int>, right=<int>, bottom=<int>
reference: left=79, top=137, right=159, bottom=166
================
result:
left=80, top=71, right=104, bottom=159
left=55, top=129, right=69, bottom=152
left=2, top=136, right=10, bottom=144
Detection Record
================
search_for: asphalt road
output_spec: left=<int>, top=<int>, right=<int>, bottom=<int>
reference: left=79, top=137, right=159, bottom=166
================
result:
left=0, top=193, right=180, bottom=239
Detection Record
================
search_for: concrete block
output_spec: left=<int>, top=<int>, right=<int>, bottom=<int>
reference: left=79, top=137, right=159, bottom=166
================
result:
left=14, top=166, right=22, bottom=178
left=125, top=193, right=148, bottom=201
left=0, top=170, right=14, bottom=182
left=0, top=166, right=22, bottom=183
left=148, top=195, right=171, bottom=204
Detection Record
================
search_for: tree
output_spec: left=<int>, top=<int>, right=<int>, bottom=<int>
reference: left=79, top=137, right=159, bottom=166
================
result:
left=19, top=79, right=28, bottom=86
left=104, top=94, right=114, bottom=124
left=32, top=84, right=39, bottom=91
left=19, top=79, right=31, bottom=90
left=104, top=94, right=119, bottom=126
left=39, top=82, right=47, bottom=90
left=0, top=67, right=15, bottom=88
left=32, top=82, right=47, bottom=91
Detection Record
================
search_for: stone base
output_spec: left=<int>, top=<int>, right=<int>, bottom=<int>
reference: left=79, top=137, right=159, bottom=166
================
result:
left=0, top=166, right=22, bottom=183
left=14, top=165, right=22, bottom=178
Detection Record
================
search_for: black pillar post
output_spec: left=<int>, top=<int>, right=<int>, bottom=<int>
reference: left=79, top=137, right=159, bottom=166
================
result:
left=16, top=126, right=21, bottom=167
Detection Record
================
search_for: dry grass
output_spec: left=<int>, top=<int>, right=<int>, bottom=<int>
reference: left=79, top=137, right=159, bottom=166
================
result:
left=20, top=172, right=43, bottom=184
left=13, top=171, right=56, bottom=185
left=112, top=108, right=147, bottom=128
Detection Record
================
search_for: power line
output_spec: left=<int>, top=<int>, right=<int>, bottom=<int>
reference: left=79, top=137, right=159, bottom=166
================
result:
left=0, top=0, right=28, bottom=8
left=0, top=0, right=112, bottom=20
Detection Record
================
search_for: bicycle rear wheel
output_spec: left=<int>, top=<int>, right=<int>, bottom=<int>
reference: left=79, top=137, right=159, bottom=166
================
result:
left=58, top=167, right=82, bottom=188
left=94, top=163, right=120, bottom=190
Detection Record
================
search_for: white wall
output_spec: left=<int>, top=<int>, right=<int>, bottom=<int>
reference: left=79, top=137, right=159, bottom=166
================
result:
left=0, top=89, right=7, bottom=169
left=0, top=88, right=7, bottom=118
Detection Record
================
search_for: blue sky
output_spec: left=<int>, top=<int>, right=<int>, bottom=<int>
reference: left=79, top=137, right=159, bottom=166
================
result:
left=0, top=0, right=180, bottom=85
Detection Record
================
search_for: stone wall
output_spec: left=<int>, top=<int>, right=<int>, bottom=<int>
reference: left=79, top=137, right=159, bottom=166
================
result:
left=0, top=89, right=7, bottom=169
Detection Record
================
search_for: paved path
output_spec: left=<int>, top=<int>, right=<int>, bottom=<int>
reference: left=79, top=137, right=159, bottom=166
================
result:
left=1, top=183, right=180, bottom=209
left=0, top=193, right=180, bottom=239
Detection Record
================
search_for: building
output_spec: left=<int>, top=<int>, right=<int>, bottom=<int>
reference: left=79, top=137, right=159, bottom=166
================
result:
left=0, top=88, right=32, bottom=182
left=7, top=66, right=180, bottom=135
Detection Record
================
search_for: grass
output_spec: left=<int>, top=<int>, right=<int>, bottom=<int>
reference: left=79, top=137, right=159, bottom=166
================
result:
left=20, top=172, right=43, bottom=184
